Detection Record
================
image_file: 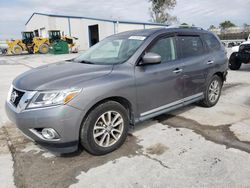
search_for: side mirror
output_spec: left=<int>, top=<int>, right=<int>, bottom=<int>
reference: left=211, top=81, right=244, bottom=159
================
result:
left=141, top=52, right=161, bottom=65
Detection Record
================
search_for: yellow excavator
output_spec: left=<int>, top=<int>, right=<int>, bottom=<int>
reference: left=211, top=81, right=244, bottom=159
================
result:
left=6, top=31, right=50, bottom=55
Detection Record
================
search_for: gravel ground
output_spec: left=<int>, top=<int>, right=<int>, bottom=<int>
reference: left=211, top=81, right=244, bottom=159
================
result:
left=0, top=52, right=250, bottom=188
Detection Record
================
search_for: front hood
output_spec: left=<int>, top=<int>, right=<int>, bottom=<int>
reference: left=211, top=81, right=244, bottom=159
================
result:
left=13, top=61, right=113, bottom=90
left=242, top=41, right=250, bottom=45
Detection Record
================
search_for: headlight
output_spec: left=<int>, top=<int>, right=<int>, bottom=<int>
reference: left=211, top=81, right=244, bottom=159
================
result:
left=239, top=45, right=244, bottom=51
left=27, top=88, right=81, bottom=109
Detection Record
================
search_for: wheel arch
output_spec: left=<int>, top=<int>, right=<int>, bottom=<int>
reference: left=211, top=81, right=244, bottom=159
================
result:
left=214, top=72, right=224, bottom=82
left=200, top=71, right=224, bottom=107
left=80, top=96, right=135, bottom=128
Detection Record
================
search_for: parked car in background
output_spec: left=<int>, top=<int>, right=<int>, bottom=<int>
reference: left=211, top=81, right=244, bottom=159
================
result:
left=228, top=42, right=236, bottom=48
left=229, top=40, right=250, bottom=70
left=5, top=27, right=228, bottom=155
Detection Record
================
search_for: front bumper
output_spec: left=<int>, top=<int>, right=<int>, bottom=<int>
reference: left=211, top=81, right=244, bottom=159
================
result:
left=5, top=101, right=84, bottom=153
left=236, top=52, right=250, bottom=64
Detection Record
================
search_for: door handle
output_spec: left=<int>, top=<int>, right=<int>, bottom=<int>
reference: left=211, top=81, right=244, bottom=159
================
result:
left=173, top=68, right=183, bottom=74
left=207, top=60, right=214, bottom=65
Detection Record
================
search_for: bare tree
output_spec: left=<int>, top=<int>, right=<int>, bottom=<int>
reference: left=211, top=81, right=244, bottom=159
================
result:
left=149, top=0, right=177, bottom=24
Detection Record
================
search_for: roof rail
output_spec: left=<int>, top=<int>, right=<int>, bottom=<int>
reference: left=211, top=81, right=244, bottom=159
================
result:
left=166, top=25, right=204, bottom=30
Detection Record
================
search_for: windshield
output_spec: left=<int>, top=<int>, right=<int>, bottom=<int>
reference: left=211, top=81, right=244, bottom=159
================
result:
left=74, top=35, right=146, bottom=65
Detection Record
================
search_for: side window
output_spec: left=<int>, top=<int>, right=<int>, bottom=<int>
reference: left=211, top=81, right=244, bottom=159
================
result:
left=203, top=34, right=221, bottom=52
left=178, top=36, right=204, bottom=58
left=149, top=37, right=176, bottom=62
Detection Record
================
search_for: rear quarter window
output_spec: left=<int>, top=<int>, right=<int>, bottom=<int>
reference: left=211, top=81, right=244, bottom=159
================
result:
left=203, top=33, right=221, bottom=52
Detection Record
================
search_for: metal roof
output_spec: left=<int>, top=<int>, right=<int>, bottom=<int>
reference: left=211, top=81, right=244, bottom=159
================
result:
left=25, top=12, right=168, bottom=26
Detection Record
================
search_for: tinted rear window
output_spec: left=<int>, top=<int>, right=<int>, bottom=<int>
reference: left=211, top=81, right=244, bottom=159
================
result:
left=178, top=36, right=204, bottom=58
left=203, top=34, right=221, bottom=51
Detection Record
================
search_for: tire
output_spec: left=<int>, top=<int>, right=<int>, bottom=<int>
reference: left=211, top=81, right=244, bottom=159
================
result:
left=27, top=48, right=34, bottom=54
left=38, top=44, right=49, bottom=54
left=200, top=75, right=222, bottom=107
left=12, top=45, right=22, bottom=55
left=80, top=101, right=129, bottom=155
left=229, top=52, right=241, bottom=70
left=1, top=48, right=7, bottom=54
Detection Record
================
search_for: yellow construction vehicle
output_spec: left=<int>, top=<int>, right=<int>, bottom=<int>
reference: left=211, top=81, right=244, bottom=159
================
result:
left=6, top=31, right=50, bottom=55
left=48, top=30, right=78, bottom=52
left=5, top=30, right=77, bottom=55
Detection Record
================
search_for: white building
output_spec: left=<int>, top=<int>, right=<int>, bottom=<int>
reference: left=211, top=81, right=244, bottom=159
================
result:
left=223, top=27, right=242, bottom=34
left=209, top=28, right=221, bottom=35
left=26, top=12, right=166, bottom=51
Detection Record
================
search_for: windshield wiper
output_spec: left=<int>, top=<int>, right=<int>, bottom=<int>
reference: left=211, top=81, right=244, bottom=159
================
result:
left=66, top=58, right=75, bottom=62
left=79, top=60, right=94, bottom=64
left=66, top=59, right=94, bottom=64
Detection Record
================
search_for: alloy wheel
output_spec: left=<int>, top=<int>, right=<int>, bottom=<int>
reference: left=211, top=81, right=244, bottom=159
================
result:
left=208, top=79, right=220, bottom=103
left=93, top=111, right=124, bottom=147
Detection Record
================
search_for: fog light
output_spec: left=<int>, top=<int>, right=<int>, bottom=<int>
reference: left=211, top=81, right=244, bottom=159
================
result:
left=41, top=128, right=58, bottom=140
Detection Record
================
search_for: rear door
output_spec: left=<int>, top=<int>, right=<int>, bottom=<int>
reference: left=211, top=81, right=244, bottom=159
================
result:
left=176, top=35, right=207, bottom=99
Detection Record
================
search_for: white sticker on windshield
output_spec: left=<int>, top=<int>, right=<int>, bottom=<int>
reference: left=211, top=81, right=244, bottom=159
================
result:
left=128, top=36, right=146, bottom=41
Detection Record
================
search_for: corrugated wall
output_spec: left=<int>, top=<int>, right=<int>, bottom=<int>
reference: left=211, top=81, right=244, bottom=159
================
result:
left=26, top=14, right=165, bottom=51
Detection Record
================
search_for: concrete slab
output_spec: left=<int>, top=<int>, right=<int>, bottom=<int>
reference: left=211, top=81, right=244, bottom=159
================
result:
left=0, top=53, right=79, bottom=68
left=0, top=154, right=15, bottom=188
left=0, top=127, right=15, bottom=188
left=230, top=120, right=250, bottom=142
left=71, top=122, right=250, bottom=187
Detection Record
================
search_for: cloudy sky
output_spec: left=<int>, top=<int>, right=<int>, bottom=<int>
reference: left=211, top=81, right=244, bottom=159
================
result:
left=0, top=0, right=249, bottom=39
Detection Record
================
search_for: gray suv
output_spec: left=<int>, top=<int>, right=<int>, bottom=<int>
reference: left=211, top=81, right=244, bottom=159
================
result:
left=5, top=27, right=228, bottom=155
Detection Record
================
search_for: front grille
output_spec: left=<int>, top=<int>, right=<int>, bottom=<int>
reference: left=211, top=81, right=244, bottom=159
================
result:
left=10, top=88, right=25, bottom=107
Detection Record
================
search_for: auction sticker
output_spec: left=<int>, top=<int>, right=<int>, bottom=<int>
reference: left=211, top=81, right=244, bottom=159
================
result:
left=128, top=36, right=146, bottom=40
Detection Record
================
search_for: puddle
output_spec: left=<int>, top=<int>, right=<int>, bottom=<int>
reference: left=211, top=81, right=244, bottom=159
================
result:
left=155, top=114, right=250, bottom=154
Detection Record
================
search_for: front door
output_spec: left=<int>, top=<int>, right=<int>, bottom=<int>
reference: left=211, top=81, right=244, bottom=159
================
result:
left=135, top=35, right=184, bottom=118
